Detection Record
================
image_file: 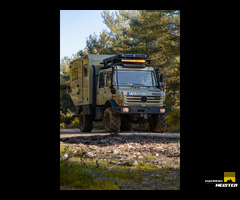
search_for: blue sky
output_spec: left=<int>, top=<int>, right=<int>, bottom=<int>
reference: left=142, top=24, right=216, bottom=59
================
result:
left=60, top=10, right=112, bottom=60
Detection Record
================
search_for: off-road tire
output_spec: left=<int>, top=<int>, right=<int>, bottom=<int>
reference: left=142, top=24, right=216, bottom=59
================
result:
left=120, top=117, right=131, bottom=131
left=103, top=107, right=121, bottom=132
left=79, top=111, right=93, bottom=132
left=149, top=114, right=167, bottom=133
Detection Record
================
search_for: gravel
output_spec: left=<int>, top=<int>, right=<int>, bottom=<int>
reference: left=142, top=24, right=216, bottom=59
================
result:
left=60, top=130, right=180, bottom=190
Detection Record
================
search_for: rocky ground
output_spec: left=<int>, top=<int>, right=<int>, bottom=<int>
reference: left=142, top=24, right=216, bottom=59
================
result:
left=60, top=131, right=180, bottom=190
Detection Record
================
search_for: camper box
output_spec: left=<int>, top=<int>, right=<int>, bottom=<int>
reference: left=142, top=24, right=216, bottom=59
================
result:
left=69, top=54, right=114, bottom=107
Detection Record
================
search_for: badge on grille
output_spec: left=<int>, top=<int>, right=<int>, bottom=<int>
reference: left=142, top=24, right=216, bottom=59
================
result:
left=141, top=96, right=147, bottom=102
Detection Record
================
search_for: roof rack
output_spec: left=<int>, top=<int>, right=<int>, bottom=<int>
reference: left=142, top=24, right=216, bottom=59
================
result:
left=100, top=53, right=150, bottom=67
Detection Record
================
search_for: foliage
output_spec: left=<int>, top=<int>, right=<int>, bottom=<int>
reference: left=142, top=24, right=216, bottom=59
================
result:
left=85, top=30, right=116, bottom=55
left=60, top=57, right=74, bottom=114
left=60, top=110, right=79, bottom=128
left=60, top=123, right=65, bottom=128
left=167, top=106, right=180, bottom=132
left=71, top=117, right=80, bottom=128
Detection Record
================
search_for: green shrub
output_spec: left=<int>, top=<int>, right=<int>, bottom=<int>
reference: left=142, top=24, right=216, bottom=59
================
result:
left=60, top=112, right=65, bottom=123
left=60, top=109, right=79, bottom=128
left=167, top=106, right=180, bottom=132
left=60, top=123, right=65, bottom=128
left=71, top=117, right=79, bottom=128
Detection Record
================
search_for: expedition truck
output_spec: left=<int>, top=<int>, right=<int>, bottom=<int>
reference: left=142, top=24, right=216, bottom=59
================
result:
left=68, top=53, right=169, bottom=133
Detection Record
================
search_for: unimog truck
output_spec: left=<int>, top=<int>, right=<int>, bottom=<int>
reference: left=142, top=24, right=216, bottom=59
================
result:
left=68, top=53, right=169, bottom=133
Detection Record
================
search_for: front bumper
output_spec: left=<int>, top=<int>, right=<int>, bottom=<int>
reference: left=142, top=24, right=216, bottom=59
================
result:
left=113, top=106, right=170, bottom=115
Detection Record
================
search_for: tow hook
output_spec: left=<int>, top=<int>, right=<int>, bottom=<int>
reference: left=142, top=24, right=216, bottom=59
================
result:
left=140, top=113, right=148, bottom=119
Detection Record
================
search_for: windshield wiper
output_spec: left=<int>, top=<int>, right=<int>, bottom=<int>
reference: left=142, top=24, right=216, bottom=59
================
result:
left=132, top=83, right=157, bottom=88
left=118, top=83, right=132, bottom=86
left=132, top=83, right=149, bottom=87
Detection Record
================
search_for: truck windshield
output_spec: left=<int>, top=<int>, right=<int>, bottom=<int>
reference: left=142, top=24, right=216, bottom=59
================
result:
left=117, top=71, right=157, bottom=87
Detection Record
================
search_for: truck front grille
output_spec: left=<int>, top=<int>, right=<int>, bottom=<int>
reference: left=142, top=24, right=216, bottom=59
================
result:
left=126, top=95, right=161, bottom=103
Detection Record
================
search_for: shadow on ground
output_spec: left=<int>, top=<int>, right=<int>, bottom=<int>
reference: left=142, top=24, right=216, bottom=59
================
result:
left=60, top=132, right=179, bottom=147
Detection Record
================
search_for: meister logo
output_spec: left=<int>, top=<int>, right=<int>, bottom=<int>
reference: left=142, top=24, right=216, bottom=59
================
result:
left=205, top=172, right=238, bottom=188
left=224, top=172, right=235, bottom=183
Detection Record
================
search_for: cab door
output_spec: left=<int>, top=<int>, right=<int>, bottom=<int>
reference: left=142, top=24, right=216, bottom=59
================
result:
left=97, top=71, right=113, bottom=105
left=104, top=71, right=112, bottom=100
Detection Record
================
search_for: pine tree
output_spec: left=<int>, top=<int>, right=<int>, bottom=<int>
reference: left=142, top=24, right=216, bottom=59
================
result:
left=60, top=56, right=74, bottom=113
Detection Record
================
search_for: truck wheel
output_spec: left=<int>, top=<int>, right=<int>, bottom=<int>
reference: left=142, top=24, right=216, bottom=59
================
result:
left=149, top=114, right=167, bottom=133
left=103, top=107, right=121, bottom=132
left=79, top=112, right=93, bottom=132
left=120, top=118, right=131, bottom=131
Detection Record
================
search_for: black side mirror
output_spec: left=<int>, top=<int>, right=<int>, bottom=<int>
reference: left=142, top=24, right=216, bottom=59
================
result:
left=111, top=87, right=116, bottom=94
left=110, top=66, right=116, bottom=94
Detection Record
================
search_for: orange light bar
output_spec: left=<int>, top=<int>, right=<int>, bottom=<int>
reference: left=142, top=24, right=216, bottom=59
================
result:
left=121, top=59, right=146, bottom=63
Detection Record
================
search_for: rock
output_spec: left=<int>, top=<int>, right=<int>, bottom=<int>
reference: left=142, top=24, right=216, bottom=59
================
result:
left=86, top=152, right=94, bottom=158
left=70, top=150, right=77, bottom=154
left=106, top=150, right=112, bottom=153
left=150, top=174, right=160, bottom=177
left=109, top=160, right=118, bottom=164
left=112, top=149, right=121, bottom=154
left=60, top=154, right=68, bottom=160
left=155, top=153, right=159, bottom=156
left=118, top=156, right=126, bottom=161
left=110, top=160, right=122, bottom=165
left=128, top=154, right=137, bottom=159
left=137, top=155, right=144, bottom=159
left=128, top=159, right=138, bottom=166
left=169, top=165, right=178, bottom=169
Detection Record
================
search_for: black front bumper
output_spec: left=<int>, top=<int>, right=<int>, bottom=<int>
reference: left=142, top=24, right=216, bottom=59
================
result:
left=113, top=106, right=170, bottom=115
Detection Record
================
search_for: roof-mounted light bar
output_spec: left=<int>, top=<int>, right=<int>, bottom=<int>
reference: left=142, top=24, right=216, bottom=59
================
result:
left=101, top=54, right=149, bottom=66
left=121, top=59, right=146, bottom=63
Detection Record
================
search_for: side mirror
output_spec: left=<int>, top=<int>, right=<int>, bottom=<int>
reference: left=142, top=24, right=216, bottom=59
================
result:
left=111, top=87, right=116, bottom=94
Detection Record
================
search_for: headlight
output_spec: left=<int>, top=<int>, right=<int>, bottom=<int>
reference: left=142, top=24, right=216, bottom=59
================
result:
left=123, top=107, right=130, bottom=113
left=160, top=108, right=166, bottom=113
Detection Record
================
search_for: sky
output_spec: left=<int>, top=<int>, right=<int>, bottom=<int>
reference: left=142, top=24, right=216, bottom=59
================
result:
left=60, top=10, right=111, bottom=60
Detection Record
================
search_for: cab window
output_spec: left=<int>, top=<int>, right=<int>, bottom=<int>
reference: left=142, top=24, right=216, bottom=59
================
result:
left=106, top=71, right=112, bottom=87
left=99, top=72, right=105, bottom=88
